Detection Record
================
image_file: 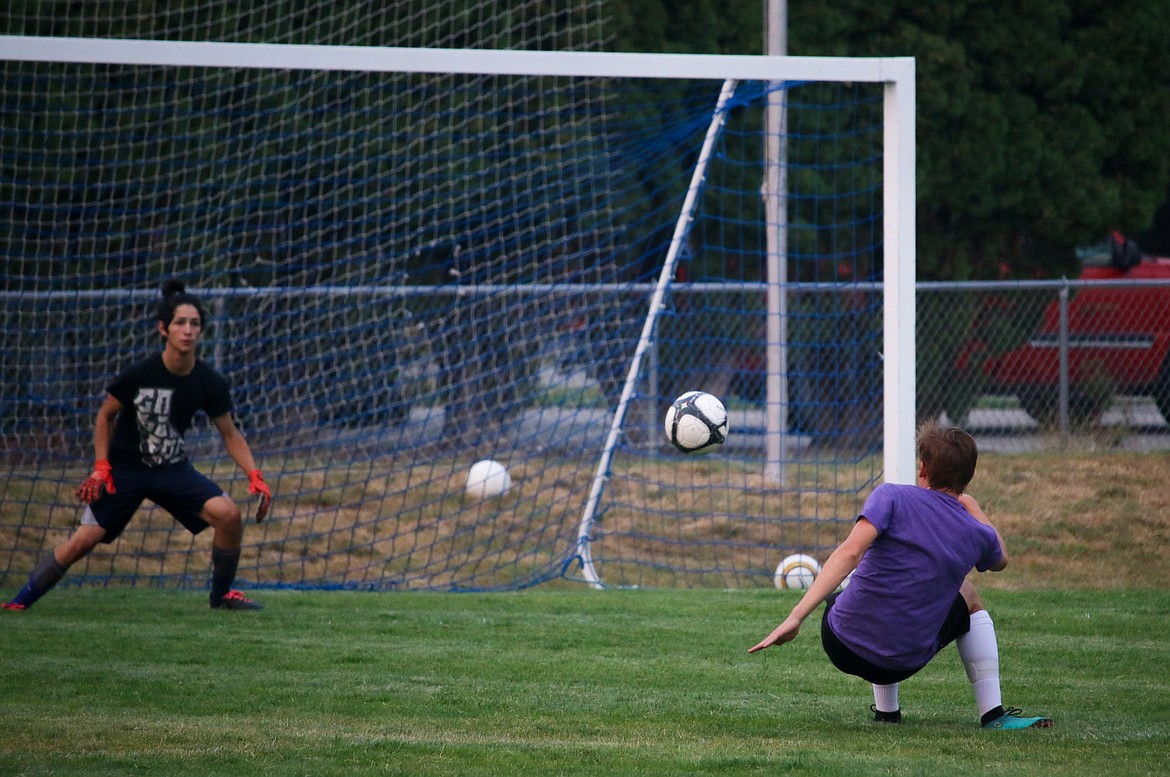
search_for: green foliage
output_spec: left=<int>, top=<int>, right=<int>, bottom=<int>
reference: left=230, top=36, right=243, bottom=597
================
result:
left=610, top=0, right=1170, bottom=281
left=784, top=0, right=1170, bottom=280
left=1, top=588, right=1168, bottom=775
left=11, top=1, right=1165, bottom=285
left=608, top=0, right=762, bottom=55
left=0, top=2, right=613, bottom=292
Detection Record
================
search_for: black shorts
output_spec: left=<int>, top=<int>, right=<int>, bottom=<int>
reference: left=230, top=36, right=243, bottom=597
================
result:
left=820, top=591, right=971, bottom=685
left=85, top=461, right=225, bottom=542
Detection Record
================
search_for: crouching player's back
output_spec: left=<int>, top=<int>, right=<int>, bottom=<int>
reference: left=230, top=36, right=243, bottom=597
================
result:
left=749, top=422, right=1052, bottom=730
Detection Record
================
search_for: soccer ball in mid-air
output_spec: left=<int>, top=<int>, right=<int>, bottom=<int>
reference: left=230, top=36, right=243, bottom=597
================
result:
left=466, top=459, right=512, bottom=500
left=664, top=391, right=729, bottom=454
left=774, top=554, right=821, bottom=590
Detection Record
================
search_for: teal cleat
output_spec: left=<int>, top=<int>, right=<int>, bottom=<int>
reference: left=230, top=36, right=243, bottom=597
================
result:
left=982, top=707, right=1053, bottom=730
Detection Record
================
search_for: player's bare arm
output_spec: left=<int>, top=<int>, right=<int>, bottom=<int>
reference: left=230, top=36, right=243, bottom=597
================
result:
left=212, top=413, right=258, bottom=473
left=76, top=394, right=124, bottom=503
left=91, top=394, right=121, bottom=462
left=212, top=413, right=271, bottom=521
left=958, top=493, right=1008, bottom=570
left=748, top=518, right=878, bottom=654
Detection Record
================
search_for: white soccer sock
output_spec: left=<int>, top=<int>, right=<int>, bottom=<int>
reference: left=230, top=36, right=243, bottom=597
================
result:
left=957, top=609, right=1002, bottom=718
left=872, top=682, right=899, bottom=713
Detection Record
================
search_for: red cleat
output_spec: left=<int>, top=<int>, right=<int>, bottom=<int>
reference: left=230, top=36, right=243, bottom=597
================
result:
left=211, top=590, right=263, bottom=610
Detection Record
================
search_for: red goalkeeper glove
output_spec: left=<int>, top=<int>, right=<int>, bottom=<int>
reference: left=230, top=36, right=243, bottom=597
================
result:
left=77, top=460, right=115, bottom=503
left=247, top=469, right=271, bottom=523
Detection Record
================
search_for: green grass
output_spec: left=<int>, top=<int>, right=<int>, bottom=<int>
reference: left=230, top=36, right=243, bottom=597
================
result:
left=2, top=588, right=1167, bottom=776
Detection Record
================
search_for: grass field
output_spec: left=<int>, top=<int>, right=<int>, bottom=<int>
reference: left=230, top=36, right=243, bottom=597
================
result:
left=2, top=587, right=1168, bottom=776
left=3, top=450, right=1170, bottom=774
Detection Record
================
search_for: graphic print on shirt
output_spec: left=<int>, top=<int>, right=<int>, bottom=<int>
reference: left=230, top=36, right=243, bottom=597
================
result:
left=134, top=387, right=185, bottom=465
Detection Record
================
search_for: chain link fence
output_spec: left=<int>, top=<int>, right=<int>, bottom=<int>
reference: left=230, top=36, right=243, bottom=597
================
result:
left=918, top=276, right=1170, bottom=450
left=3, top=276, right=1169, bottom=465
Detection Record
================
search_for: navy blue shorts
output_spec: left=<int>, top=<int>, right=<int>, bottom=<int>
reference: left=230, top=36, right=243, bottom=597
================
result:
left=820, top=590, right=971, bottom=685
left=85, top=462, right=225, bottom=542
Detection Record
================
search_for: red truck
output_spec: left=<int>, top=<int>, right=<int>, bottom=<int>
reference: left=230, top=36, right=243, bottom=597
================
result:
left=979, top=233, right=1170, bottom=425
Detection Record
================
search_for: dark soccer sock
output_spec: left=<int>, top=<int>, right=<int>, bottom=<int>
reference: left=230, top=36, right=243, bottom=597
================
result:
left=210, top=546, right=241, bottom=605
left=10, top=551, right=68, bottom=608
left=980, top=706, right=1006, bottom=727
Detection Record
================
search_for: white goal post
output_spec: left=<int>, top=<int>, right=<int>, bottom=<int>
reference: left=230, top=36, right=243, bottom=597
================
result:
left=0, top=34, right=917, bottom=483
left=1, top=35, right=915, bottom=592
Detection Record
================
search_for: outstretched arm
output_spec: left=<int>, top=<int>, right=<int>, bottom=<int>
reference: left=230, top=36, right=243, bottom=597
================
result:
left=77, top=394, right=122, bottom=503
left=212, top=413, right=258, bottom=472
left=747, top=517, right=878, bottom=654
left=211, top=413, right=271, bottom=521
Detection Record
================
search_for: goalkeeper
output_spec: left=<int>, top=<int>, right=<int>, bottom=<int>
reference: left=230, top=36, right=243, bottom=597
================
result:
left=3, top=280, right=272, bottom=612
left=748, top=422, right=1052, bottom=730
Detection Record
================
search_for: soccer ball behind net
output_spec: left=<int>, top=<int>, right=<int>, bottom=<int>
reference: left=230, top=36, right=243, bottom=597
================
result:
left=466, top=459, right=512, bottom=500
left=774, top=554, right=821, bottom=590
left=664, top=391, right=729, bottom=454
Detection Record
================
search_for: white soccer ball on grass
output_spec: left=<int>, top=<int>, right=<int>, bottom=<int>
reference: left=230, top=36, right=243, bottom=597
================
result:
left=465, top=459, right=512, bottom=500
left=774, top=553, right=821, bottom=590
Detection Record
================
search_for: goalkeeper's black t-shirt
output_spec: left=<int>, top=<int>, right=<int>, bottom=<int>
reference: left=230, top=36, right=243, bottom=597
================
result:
left=105, top=354, right=233, bottom=468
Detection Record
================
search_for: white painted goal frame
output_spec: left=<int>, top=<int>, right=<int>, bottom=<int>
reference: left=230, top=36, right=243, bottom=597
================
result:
left=1, top=35, right=916, bottom=586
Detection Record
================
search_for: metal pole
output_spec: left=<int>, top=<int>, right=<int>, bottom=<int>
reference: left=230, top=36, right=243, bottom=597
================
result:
left=764, top=0, right=789, bottom=484
left=1058, top=281, right=1070, bottom=436
left=574, top=80, right=739, bottom=588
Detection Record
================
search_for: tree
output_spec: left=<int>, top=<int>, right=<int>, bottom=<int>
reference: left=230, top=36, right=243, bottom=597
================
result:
left=804, top=0, right=1170, bottom=279
left=610, top=0, right=1170, bottom=281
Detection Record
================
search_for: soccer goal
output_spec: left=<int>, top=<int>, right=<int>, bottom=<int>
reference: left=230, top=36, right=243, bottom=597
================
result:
left=0, top=34, right=914, bottom=591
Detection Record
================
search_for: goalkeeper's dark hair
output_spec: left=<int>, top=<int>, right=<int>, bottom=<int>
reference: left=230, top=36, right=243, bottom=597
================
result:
left=157, top=279, right=208, bottom=330
left=916, top=420, right=978, bottom=494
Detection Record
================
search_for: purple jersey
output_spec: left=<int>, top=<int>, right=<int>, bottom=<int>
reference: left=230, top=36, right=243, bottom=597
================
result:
left=826, top=483, right=1003, bottom=670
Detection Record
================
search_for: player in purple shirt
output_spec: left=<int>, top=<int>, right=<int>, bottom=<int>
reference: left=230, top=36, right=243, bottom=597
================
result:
left=749, top=422, right=1052, bottom=730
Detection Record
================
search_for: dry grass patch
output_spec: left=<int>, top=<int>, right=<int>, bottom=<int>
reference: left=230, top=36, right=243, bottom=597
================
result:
left=3, top=449, right=1167, bottom=592
left=975, top=451, right=1170, bottom=590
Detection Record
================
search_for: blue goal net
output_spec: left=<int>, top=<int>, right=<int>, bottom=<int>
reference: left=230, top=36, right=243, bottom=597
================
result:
left=0, top=38, right=894, bottom=592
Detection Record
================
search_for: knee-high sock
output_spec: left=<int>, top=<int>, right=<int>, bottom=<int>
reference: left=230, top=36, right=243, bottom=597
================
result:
left=872, top=682, right=899, bottom=713
left=9, top=551, right=67, bottom=608
left=957, top=609, right=1002, bottom=718
left=210, top=546, right=241, bottom=604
